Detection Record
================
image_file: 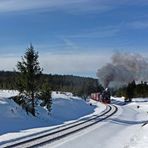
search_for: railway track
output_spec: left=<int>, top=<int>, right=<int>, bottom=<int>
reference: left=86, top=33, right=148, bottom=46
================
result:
left=2, top=104, right=118, bottom=148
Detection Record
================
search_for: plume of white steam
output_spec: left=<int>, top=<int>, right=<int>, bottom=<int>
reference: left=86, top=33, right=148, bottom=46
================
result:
left=97, top=52, right=148, bottom=88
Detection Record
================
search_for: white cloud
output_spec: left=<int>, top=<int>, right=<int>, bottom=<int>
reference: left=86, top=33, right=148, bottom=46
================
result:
left=0, top=0, right=109, bottom=13
left=129, top=21, right=148, bottom=29
left=0, top=0, right=147, bottom=14
left=39, top=52, right=111, bottom=76
left=0, top=49, right=147, bottom=77
left=0, top=51, right=111, bottom=77
left=0, top=54, right=19, bottom=71
left=65, top=26, right=120, bottom=39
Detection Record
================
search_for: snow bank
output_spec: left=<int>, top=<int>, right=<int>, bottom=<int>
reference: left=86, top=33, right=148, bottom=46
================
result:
left=0, top=90, right=105, bottom=145
left=0, top=90, right=18, bottom=98
left=125, top=99, right=148, bottom=148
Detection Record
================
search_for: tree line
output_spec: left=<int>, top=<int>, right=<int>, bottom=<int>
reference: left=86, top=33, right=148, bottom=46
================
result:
left=0, top=71, right=100, bottom=96
left=0, top=72, right=100, bottom=98
left=115, top=80, right=148, bottom=101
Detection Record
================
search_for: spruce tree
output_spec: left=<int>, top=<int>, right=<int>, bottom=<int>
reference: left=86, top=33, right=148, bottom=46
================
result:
left=126, top=80, right=136, bottom=102
left=17, top=45, right=42, bottom=116
left=39, top=80, right=52, bottom=112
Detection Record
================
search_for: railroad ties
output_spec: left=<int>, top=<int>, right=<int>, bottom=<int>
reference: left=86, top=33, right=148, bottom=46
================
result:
left=2, top=105, right=118, bottom=148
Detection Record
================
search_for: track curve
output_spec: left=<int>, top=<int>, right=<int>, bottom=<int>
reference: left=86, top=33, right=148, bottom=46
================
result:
left=2, top=104, right=118, bottom=148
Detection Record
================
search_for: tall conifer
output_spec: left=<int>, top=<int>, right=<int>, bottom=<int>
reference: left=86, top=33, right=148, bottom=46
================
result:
left=17, top=45, right=42, bottom=116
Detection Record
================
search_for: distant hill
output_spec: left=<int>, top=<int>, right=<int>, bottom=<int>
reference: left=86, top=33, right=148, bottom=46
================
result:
left=0, top=71, right=102, bottom=97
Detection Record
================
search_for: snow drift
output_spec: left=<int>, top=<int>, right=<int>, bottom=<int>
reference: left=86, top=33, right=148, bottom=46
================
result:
left=0, top=90, right=97, bottom=136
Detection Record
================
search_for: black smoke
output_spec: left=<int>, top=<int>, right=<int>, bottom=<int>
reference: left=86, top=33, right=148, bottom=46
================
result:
left=96, top=52, right=148, bottom=88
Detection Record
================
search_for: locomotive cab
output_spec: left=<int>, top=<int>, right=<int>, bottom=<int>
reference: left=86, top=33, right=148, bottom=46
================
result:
left=101, top=88, right=111, bottom=104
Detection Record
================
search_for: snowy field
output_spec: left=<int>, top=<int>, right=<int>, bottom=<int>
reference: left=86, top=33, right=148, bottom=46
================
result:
left=0, top=90, right=148, bottom=148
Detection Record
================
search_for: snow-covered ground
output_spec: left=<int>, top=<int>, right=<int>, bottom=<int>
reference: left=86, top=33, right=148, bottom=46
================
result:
left=0, top=90, right=105, bottom=146
left=0, top=90, right=148, bottom=148
left=44, top=97, right=148, bottom=148
left=125, top=98, right=148, bottom=148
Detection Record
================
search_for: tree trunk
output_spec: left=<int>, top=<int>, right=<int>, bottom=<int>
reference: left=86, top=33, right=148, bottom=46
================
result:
left=31, top=92, right=35, bottom=116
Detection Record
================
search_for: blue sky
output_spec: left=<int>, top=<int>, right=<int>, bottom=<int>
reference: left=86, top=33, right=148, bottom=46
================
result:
left=0, top=0, right=148, bottom=78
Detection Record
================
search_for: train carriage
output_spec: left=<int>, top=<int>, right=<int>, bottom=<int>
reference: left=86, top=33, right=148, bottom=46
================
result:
left=90, top=88, right=111, bottom=104
left=90, top=92, right=101, bottom=101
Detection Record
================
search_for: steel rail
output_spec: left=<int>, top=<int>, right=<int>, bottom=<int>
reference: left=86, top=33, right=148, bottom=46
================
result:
left=1, top=105, right=109, bottom=147
left=3, top=105, right=117, bottom=148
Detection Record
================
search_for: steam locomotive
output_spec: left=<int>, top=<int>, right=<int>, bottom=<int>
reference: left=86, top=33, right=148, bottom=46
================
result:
left=90, top=89, right=111, bottom=104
